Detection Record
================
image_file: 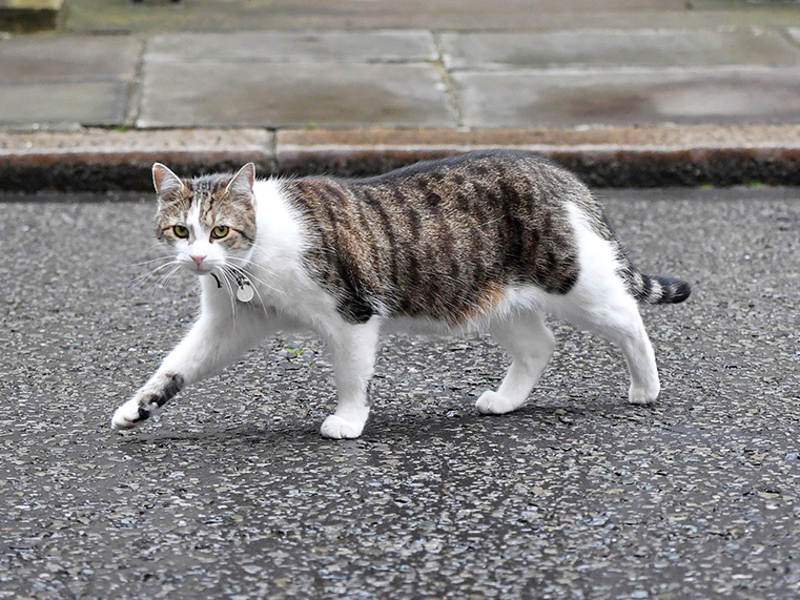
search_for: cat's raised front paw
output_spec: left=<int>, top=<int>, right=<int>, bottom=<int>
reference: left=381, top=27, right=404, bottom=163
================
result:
left=320, top=415, right=364, bottom=439
left=111, top=399, right=147, bottom=430
left=476, top=391, right=520, bottom=415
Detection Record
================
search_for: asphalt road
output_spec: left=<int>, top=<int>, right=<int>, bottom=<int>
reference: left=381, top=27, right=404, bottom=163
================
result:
left=1, top=186, right=799, bottom=599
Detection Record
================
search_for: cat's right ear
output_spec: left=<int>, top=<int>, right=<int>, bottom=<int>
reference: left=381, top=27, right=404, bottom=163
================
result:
left=152, top=163, right=185, bottom=204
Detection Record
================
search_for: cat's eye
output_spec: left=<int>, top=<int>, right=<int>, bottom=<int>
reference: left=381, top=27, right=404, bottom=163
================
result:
left=211, top=225, right=230, bottom=240
left=172, top=225, right=190, bottom=239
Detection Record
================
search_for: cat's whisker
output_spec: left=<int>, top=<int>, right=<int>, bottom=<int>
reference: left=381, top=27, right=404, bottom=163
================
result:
left=239, top=266, right=285, bottom=296
left=131, top=242, right=174, bottom=266
left=227, top=260, right=286, bottom=298
left=129, top=260, right=181, bottom=293
left=142, top=259, right=180, bottom=276
left=228, top=264, right=271, bottom=312
left=128, top=255, right=174, bottom=269
left=153, top=264, right=183, bottom=292
left=222, top=263, right=277, bottom=320
left=216, top=267, right=240, bottom=322
left=129, top=264, right=184, bottom=305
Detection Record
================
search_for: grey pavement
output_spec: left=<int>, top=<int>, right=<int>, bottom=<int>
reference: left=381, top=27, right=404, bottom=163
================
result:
left=2, top=0, right=800, bottom=188
left=1, top=187, right=799, bottom=598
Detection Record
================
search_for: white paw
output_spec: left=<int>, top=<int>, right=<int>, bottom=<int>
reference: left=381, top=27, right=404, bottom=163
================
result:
left=476, top=391, right=519, bottom=415
left=320, top=415, right=365, bottom=439
left=111, top=399, right=143, bottom=430
left=628, top=383, right=660, bottom=405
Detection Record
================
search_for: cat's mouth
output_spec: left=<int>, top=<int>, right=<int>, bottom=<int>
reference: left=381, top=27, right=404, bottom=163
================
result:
left=188, top=265, right=214, bottom=275
left=181, top=259, right=216, bottom=275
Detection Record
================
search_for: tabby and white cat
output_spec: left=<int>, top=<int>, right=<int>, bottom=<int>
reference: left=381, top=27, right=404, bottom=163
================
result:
left=112, top=150, right=690, bottom=439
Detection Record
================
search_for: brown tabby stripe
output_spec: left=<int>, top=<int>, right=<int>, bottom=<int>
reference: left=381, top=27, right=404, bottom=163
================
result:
left=134, top=372, right=184, bottom=424
left=283, top=150, right=586, bottom=325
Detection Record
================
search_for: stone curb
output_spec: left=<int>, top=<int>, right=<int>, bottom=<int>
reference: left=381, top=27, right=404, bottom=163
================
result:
left=1, top=125, right=799, bottom=192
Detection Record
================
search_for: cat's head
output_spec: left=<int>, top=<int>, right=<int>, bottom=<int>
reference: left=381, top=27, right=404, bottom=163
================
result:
left=153, top=163, right=258, bottom=277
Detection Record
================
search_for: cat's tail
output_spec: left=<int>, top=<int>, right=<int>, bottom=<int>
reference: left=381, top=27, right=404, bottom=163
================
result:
left=628, top=272, right=691, bottom=305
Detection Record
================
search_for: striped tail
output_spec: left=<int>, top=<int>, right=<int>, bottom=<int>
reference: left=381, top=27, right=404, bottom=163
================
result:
left=630, top=273, right=691, bottom=305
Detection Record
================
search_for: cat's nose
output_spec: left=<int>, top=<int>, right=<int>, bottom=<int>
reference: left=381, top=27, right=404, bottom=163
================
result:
left=191, top=254, right=206, bottom=266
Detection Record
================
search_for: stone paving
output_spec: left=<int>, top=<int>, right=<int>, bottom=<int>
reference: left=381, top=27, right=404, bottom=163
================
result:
left=4, top=17, right=800, bottom=130
left=1, top=1, right=800, bottom=189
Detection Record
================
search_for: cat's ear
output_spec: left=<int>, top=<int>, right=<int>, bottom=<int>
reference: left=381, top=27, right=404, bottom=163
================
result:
left=152, top=163, right=185, bottom=204
left=226, top=163, right=256, bottom=202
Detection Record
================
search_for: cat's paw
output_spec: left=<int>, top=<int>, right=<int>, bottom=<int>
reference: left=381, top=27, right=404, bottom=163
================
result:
left=476, top=391, right=520, bottom=415
left=627, top=383, right=660, bottom=405
left=320, top=415, right=364, bottom=439
left=111, top=399, right=147, bottom=430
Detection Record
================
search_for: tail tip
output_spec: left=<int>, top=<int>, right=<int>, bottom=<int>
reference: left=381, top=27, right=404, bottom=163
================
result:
left=656, top=276, right=691, bottom=304
left=671, top=280, right=691, bottom=303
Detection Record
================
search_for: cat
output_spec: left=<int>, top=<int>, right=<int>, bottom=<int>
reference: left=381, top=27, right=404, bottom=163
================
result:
left=111, top=150, right=690, bottom=439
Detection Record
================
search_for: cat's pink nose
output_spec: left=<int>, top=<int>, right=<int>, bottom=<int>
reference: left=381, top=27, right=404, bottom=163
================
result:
left=191, top=255, right=206, bottom=266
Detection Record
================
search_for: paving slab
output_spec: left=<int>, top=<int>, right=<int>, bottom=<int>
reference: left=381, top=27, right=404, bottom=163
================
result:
left=440, top=28, right=800, bottom=70
left=0, top=35, right=140, bottom=80
left=0, top=81, right=129, bottom=126
left=455, top=67, right=800, bottom=128
left=146, top=30, right=438, bottom=64
left=0, top=35, right=140, bottom=126
left=138, top=62, right=456, bottom=129
left=139, top=30, right=450, bottom=129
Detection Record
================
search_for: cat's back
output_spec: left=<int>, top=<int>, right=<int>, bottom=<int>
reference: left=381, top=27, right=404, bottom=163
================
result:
left=285, top=149, right=592, bottom=234
left=280, top=150, right=593, bottom=325
left=349, top=149, right=586, bottom=209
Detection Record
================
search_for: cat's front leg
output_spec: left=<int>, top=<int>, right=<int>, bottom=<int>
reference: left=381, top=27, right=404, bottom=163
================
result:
left=112, top=310, right=270, bottom=430
left=320, top=318, right=381, bottom=439
left=111, top=371, right=185, bottom=429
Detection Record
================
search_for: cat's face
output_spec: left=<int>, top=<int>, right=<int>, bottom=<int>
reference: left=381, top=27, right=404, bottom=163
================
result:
left=153, top=163, right=257, bottom=278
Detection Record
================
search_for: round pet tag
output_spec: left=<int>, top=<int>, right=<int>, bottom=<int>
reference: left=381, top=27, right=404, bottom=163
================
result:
left=236, top=282, right=255, bottom=303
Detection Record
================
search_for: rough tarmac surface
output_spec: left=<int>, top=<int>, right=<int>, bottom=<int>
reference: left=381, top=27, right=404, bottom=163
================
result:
left=1, top=187, right=799, bottom=599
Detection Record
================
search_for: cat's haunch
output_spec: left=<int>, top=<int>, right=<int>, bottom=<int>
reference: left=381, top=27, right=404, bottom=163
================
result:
left=112, top=150, right=689, bottom=438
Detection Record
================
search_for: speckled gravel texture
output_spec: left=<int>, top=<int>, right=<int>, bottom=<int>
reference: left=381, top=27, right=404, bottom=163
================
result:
left=1, top=186, right=798, bottom=599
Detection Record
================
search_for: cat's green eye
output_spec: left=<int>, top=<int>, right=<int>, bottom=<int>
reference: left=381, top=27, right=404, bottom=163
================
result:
left=211, top=225, right=230, bottom=240
left=172, top=225, right=190, bottom=239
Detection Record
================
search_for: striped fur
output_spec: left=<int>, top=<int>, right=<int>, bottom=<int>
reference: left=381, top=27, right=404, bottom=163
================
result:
left=286, top=151, right=582, bottom=325
left=284, top=150, right=688, bottom=324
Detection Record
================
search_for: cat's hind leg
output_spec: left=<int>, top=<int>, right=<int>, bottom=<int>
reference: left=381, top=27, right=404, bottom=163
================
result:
left=321, top=317, right=381, bottom=439
left=578, top=294, right=660, bottom=405
left=476, top=311, right=555, bottom=415
left=560, top=225, right=661, bottom=404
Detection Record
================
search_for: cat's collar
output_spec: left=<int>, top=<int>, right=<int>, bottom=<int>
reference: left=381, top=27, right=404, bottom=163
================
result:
left=209, top=272, right=254, bottom=303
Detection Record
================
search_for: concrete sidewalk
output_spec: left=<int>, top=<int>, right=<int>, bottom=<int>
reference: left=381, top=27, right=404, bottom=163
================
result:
left=2, top=0, right=800, bottom=189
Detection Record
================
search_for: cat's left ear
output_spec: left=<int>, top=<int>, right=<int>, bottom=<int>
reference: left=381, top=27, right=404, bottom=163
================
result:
left=226, top=163, right=256, bottom=203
